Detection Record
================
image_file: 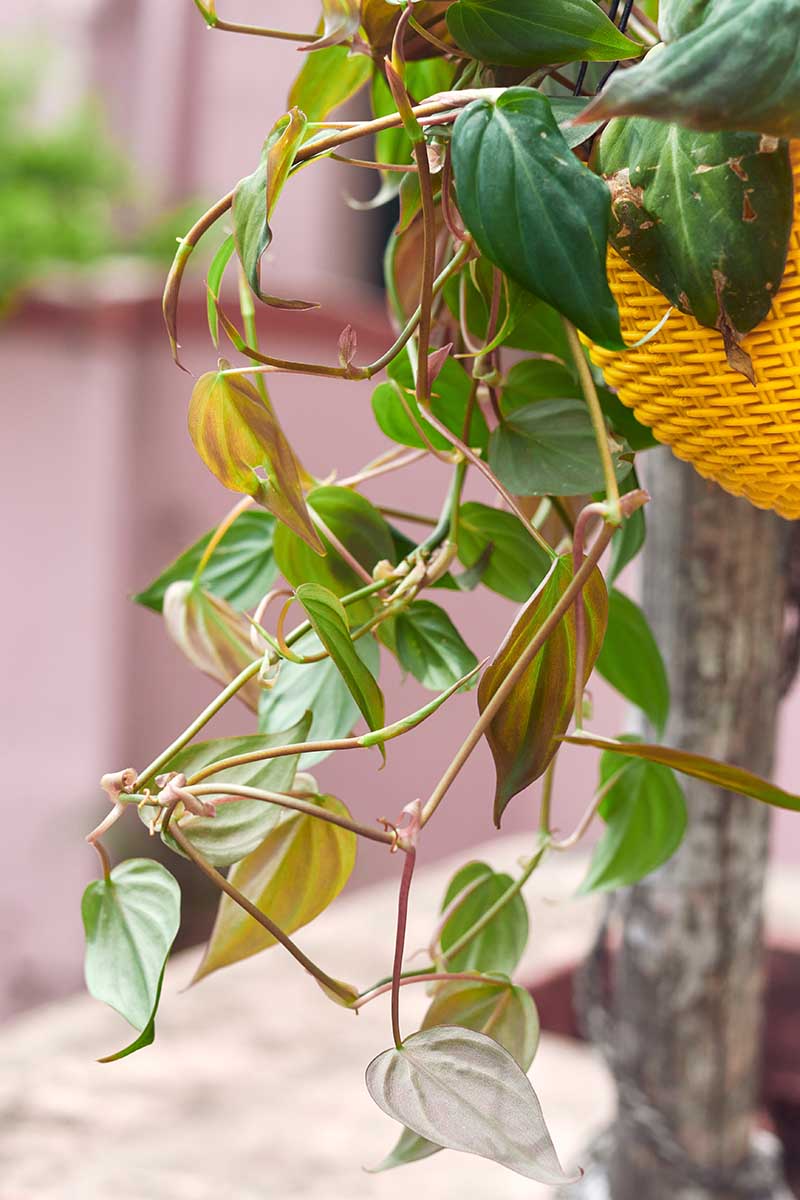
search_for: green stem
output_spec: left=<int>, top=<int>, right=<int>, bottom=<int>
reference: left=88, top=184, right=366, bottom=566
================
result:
left=136, top=659, right=263, bottom=790
left=562, top=318, right=621, bottom=523
left=354, top=970, right=486, bottom=1010
left=187, top=784, right=395, bottom=846
left=420, top=488, right=648, bottom=829
left=168, top=819, right=354, bottom=1003
left=210, top=20, right=317, bottom=40
left=237, top=264, right=270, bottom=405
left=539, top=757, right=557, bottom=836
left=136, top=576, right=395, bottom=789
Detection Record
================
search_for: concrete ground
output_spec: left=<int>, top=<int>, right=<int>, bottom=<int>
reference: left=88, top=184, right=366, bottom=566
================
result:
left=1, top=842, right=795, bottom=1199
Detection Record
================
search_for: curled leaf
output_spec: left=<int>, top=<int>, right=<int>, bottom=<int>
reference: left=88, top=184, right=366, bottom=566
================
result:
left=163, top=581, right=263, bottom=711
left=478, top=555, right=608, bottom=825
left=563, top=731, right=800, bottom=813
left=232, top=110, right=317, bottom=308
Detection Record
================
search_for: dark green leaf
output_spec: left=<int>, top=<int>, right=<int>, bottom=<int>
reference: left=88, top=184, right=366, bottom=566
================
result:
left=194, top=793, right=357, bottom=980
left=596, top=589, right=669, bottom=735
left=443, top=259, right=572, bottom=360
left=366, top=1027, right=579, bottom=1184
left=138, top=716, right=312, bottom=867
left=273, top=486, right=395, bottom=624
left=440, top=861, right=529, bottom=974
left=563, top=731, right=800, bottom=813
left=259, top=632, right=381, bottom=767
left=595, top=118, right=793, bottom=336
left=372, top=355, right=488, bottom=453
left=82, top=859, right=180, bottom=1061
left=133, top=511, right=277, bottom=614
left=188, top=367, right=323, bottom=552
left=456, top=501, right=552, bottom=602
left=452, top=88, right=623, bottom=348
left=490, top=397, right=632, bottom=497
left=295, top=582, right=385, bottom=735
left=479, top=555, right=608, bottom=823
left=581, top=0, right=800, bottom=138
left=660, top=0, right=715, bottom=40
left=447, top=0, right=641, bottom=68
left=288, top=43, right=371, bottom=121
left=549, top=96, right=606, bottom=149
left=580, top=750, right=687, bottom=892
left=372, top=978, right=540, bottom=1172
left=394, top=600, right=479, bottom=691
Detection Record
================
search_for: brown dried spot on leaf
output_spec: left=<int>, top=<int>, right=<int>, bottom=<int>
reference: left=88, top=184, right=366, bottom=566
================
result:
left=742, top=192, right=757, bottom=222
left=606, top=167, right=645, bottom=212
left=728, top=156, right=748, bottom=181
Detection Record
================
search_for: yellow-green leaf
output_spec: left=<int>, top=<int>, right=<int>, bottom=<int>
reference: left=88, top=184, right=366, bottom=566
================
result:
left=193, top=794, right=357, bottom=980
left=478, top=555, right=608, bottom=825
left=188, top=366, right=323, bottom=552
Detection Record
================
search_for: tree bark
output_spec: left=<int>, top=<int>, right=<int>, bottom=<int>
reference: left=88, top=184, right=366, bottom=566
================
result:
left=577, top=450, right=792, bottom=1199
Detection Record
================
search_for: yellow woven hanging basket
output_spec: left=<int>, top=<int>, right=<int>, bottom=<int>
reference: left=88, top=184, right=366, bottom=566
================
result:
left=588, top=146, right=800, bottom=519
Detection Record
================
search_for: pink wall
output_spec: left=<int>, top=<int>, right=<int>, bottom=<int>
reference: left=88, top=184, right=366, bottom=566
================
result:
left=3, top=1, right=799, bottom=1019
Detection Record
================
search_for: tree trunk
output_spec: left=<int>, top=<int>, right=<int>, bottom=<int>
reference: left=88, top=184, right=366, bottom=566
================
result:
left=575, top=450, right=792, bottom=1199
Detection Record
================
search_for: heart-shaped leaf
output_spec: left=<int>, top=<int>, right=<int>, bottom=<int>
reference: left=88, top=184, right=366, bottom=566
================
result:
left=82, top=859, right=181, bottom=1061
left=595, top=118, right=793, bottom=338
left=439, top=861, right=529, bottom=974
left=194, top=793, right=357, bottom=980
left=479, top=555, right=608, bottom=824
left=295, top=582, right=385, bottom=736
left=163, top=581, right=263, bottom=711
left=451, top=88, right=623, bottom=348
left=563, top=731, right=800, bottom=812
left=372, top=355, right=489, bottom=454
left=596, top=589, right=669, bottom=735
left=455, top=501, right=553, bottom=602
left=258, top=632, right=381, bottom=767
left=138, top=715, right=312, bottom=867
left=372, top=978, right=540, bottom=1172
left=580, top=749, right=687, bottom=893
left=366, top=1026, right=580, bottom=1184
left=394, top=601, right=479, bottom=692
left=446, top=0, right=641, bottom=67
left=580, top=0, right=800, bottom=138
left=133, top=510, right=277, bottom=614
left=489, top=397, right=632, bottom=497
left=273, top=486, right=395, bottom=625
left=188, top=367, right=322, bottom=552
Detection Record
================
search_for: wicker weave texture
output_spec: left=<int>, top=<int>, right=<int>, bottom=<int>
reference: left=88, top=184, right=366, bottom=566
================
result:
left=589, top=150, right=800, bottom=519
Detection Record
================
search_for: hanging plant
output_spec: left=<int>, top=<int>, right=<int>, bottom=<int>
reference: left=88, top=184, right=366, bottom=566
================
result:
left=80, top=0, right=800, bottom=1185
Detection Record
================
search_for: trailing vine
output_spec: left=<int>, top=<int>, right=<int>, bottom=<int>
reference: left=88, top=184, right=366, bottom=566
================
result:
left=81, top=0, right=800, bottom=1182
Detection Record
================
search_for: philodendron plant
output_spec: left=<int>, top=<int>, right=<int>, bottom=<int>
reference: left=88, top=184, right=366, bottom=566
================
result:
left=82, top=0, right=800, bottom=1184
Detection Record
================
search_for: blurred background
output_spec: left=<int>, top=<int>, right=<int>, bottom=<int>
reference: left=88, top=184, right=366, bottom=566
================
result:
left=3, top=0, right=800, bottom=1029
